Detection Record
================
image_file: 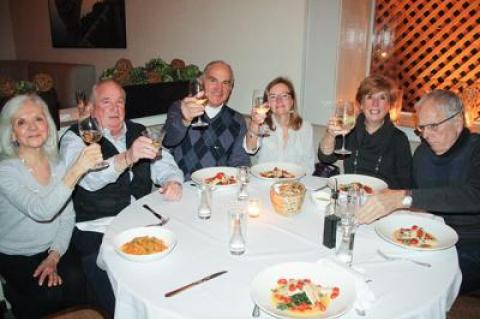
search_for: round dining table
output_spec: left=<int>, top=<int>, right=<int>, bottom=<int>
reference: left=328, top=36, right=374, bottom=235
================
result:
left=99, top=176, right=461, bottom=319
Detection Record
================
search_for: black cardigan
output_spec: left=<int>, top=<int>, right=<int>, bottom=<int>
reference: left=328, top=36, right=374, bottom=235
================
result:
left=318, top=114, right=412, bottom=189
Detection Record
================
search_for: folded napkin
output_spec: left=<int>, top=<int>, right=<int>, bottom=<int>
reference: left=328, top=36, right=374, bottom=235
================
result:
left=76, top=216, right=115, bottom=233
left=311, top=189, right=331, bottom=210
left=316, top=257, right=375, bottom=314
left=301, top=175, right=328, bottom=190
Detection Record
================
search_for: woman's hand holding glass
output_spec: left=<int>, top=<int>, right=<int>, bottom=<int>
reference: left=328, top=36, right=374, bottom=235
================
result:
left=251, top=89, right=270, bottom=137
left=333, top=101, right=356, bottom=155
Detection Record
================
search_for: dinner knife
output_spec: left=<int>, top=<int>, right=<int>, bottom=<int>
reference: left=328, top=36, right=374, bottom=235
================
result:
left=164, top=270, right=228, bottom=298
left=143, top=204, right=165, bottom=221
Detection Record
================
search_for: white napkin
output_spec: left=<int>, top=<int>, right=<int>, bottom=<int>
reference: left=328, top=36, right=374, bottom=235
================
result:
left=301, top=175, right=328, bottom=190
left=311, top=189, right=331, bottom=209
left=316, top=257, right=375, bottom=313
left=76, top=216, right=115, bottom=233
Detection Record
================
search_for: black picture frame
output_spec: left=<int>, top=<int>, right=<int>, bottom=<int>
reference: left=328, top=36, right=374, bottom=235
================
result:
left=48, top=0, right=126, bottom=48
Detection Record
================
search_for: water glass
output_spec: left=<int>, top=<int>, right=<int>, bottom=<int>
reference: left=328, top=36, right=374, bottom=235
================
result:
left=237, top=166, right=250, bottom=200
left=335, top=190, right=360, bottom=266
left=197, top=184, right=212, bottom=219
left=228, top=206, right=247, bottom=255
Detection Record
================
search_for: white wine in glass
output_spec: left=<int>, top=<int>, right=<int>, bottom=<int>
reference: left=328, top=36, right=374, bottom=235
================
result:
left=252, top=89, right=270, bottom=137
left=189, top=79, right=209, bottom=128
left=142, top=126, right=166, bottom=160
left=334, top=101, right=356, bottom=155
left=78, top=116, right=109, bottom=170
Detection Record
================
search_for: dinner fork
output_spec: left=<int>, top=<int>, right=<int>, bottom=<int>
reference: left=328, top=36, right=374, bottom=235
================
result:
left=143, top=204, right=169, bottom=226
left=377, top=249, right=431, bottom=268
left=252, top=304, right=260, bottom=317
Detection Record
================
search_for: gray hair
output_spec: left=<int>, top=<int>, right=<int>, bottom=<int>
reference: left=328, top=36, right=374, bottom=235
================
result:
left=203, top=60, right=235, bottom=84
left=415, top=89, right=463, bottom=117
left=89, top=79, right=126, bottom=105
left=0, top=94, right=58, bottom=160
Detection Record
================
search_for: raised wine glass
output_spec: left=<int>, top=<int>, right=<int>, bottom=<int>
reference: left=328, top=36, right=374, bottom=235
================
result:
left=252, top=89, right=270, bottom=137
left=78, top=116, right=109, bottom=170
left=142, top=126, right=166, bottom=160
left=334, top=101, right=356, bottom=155
left=189, top=79, right=209, bottom=128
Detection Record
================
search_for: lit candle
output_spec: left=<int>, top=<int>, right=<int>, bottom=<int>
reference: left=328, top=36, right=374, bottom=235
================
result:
left=248, top=199, right=261, bottom=218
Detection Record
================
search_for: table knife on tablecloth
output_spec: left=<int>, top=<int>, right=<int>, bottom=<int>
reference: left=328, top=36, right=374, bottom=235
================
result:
left=164, top=270, right=228, bottom=297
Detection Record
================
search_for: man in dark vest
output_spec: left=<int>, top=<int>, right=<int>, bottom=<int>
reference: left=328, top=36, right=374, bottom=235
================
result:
left=60, top=79, right=184, bottom=316
left=356, top=89, right=480, bottom=294
left=164, top=60, right=250, bottom=180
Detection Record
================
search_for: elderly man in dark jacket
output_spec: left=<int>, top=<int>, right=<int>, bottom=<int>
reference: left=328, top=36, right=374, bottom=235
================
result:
left=356, top=89, right=480, bottom=294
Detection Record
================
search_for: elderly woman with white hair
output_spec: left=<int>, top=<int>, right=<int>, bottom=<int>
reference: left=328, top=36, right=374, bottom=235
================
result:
left=0, top=94, right=102, bottom=318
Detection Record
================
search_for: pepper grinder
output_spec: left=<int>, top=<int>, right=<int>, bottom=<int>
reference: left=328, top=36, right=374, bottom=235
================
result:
left=323, top=179, right=339, bottom=248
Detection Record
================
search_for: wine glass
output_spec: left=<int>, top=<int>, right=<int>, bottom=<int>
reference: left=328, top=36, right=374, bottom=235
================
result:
left=78, top=116, right=109, bottom=170
left=334, top=101, right=356, bottom=155
left=75, top=89, right=92, bottom=118
left=252, top=89, right=270, bottom=137
left=142, top=126, right=166, bottom=160
left=189, top=79, right=209, bottom=128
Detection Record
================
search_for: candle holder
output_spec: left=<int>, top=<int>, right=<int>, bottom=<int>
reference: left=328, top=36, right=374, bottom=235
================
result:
left=247, top=198, right=261, bottom=218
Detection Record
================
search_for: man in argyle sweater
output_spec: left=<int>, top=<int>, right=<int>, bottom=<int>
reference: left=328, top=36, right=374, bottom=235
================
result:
left=164, top=60, right=250, bottom=179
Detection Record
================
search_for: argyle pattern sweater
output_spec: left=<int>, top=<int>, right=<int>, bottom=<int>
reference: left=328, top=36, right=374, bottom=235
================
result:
left=164, top=101, right=250, bottom=180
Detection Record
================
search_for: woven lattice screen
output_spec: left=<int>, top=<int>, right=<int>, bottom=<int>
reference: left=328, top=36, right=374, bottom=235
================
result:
left=370, top=0, right=480, bottom=112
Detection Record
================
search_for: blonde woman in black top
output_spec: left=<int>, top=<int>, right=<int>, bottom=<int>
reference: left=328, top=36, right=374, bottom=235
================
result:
left=318, top=75, right=412, bottom=189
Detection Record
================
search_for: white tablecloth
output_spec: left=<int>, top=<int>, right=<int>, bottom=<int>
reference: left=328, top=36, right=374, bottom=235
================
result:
left=99, top=177, right=461, bottom=319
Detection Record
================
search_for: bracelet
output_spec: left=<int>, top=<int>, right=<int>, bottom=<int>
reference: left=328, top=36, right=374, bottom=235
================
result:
left=124, top=151, right=133, bottom=168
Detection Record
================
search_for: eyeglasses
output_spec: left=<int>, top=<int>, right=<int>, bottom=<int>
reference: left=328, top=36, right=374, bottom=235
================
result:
left=415, top=111, right=461, bottom=135
left=267, top=93, right=291, bottom=102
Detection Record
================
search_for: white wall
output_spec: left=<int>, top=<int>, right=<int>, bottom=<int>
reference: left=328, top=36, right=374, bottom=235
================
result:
left=335, top=0, right=373, bottom=103
left=303, top=0, right=340, bottom=125
left=303, top=0, right=373, bottom=125
left=9, top=0, right=307, bottom=115
left=0, top=0, right=16, bottom=59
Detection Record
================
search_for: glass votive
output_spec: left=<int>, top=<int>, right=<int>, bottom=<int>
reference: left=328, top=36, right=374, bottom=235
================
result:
left=197, top=183, right=212, bottom=219
left=247, top=198, right=261, bottom=218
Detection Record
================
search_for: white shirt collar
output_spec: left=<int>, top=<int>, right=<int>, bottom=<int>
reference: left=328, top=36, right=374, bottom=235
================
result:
left=205, top=104, right=224, bottom=119
left=103, top=123, right=127, bottom=149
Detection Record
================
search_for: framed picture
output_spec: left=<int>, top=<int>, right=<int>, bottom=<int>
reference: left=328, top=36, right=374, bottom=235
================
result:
left=48, top=0, right=126, bottom=48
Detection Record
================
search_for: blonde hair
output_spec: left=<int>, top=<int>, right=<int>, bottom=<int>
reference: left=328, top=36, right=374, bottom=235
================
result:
left=0, top=94, right=58, bottom=160
left=355, top=75, right=398, bottom=106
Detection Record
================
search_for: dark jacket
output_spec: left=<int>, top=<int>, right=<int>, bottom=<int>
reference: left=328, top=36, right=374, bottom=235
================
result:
left=70, top=120, right=152, bottom=222
left=318, top=114, right=412, bottom=189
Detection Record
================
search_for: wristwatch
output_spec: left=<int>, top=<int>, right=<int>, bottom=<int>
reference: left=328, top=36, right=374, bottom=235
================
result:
left=402, top=190, right=413, bottom=208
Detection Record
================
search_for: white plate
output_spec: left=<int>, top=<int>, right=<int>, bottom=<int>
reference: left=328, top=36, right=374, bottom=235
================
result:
left=251, top=162, right=306, bottom=181
left=251, top=262, right=356, bottom=319
left=374, top=212, right=459, bottom=251
left=113, top=226, right=177, bottom=262
left=328, top=174, right=388, bottom=194
left=191, top=166, right=239, bottom=190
